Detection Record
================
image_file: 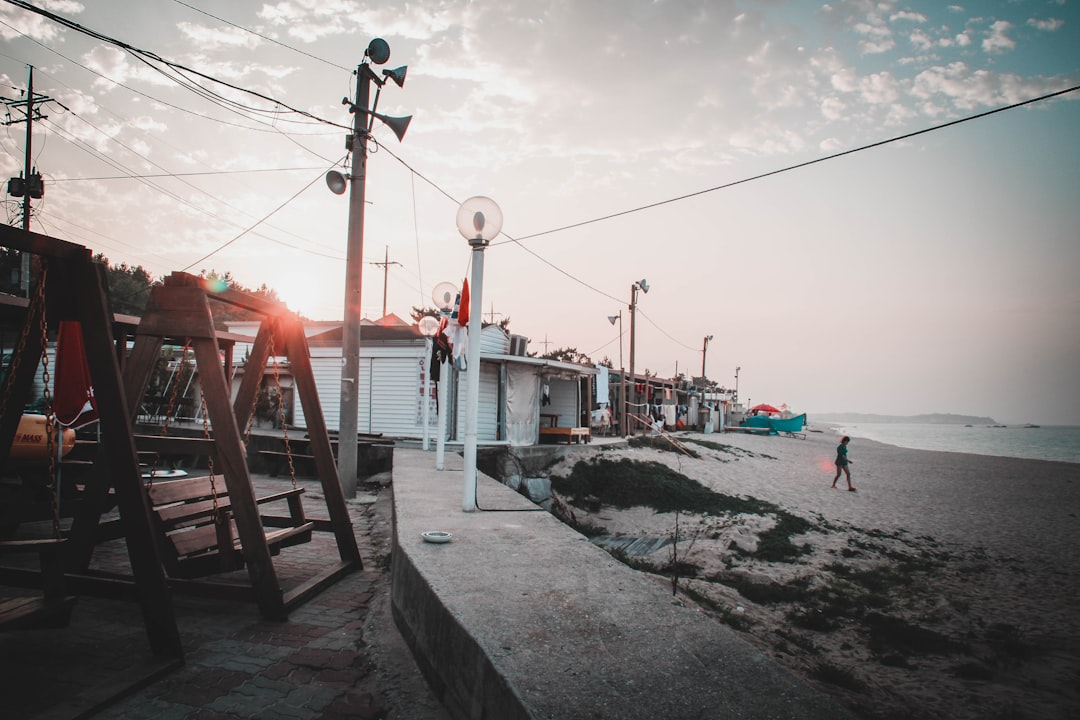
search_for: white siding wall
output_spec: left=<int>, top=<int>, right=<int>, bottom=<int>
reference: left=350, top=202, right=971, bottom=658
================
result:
left=546, top=378, right=580, bottom=428
left=293, top=352, right=372, bottom=433
left=480, top=325, right=509, bottom=354
left=370, top=351, right=425, bottom=437
left=455, top=361, right=500, bottom=441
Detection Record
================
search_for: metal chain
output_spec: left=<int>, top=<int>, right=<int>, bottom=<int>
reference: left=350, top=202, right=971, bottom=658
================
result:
left=198, top=387, right=221, bottom=521
left=146, top=339, right=192, bottom=488
left=268, top=332, right=298, bottom=490
left=32, top=263, right=61, bottom=539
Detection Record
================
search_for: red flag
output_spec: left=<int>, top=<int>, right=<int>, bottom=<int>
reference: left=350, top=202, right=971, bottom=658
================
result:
left=54, top=321, right=98, bottom=428
left=457, top=278, right=470, bottom=327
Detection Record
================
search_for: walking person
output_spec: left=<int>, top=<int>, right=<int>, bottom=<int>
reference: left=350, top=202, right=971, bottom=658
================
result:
left=832, top=436, right=856, bottom=491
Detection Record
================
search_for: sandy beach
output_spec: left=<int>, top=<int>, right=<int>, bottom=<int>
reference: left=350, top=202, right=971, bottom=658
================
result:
left=546, top=426, right=1080, bottom=720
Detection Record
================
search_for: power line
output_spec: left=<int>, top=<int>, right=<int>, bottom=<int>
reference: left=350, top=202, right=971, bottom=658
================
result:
left=171, top=0, right=351, bottom=72
left=180, top=165, right=330, bottom=272
left=1, top=0, right=349, bottom=131
left=495, top=84, right=1080, bottom=246
left=48, top=167, right=327, bottom=181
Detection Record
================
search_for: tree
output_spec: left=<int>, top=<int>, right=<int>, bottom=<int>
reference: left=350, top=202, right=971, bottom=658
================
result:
left=410, top=306, right=440, bottom=322
left=541, top=347, right=592, bottom=365
left=95, top=253, right=156, bottom=316
left=198, top=269, right=288, bottom=328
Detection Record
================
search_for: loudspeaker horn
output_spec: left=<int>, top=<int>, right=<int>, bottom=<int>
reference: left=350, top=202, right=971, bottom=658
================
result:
left=376, top=113, right=412, bottom=142
left=382, top=65, right=408, bottom=88
left=325, top=170, right=347, bottom=195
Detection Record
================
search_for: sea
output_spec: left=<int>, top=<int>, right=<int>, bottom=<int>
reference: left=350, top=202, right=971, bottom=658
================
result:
left=825, top=423, right=1080, bottom=465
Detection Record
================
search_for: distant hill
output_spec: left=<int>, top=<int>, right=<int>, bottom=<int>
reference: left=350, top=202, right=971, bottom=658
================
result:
left=811, top=412, right=998, bottom=425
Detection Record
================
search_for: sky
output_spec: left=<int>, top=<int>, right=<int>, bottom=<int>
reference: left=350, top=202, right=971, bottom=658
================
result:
left=1, top=0, right=1078, bottom=425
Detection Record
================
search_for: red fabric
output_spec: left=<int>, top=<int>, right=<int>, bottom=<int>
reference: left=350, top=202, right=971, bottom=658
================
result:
left=54, top=321, right=98, bottom=428
left=457, top=278, right=470, bottom=327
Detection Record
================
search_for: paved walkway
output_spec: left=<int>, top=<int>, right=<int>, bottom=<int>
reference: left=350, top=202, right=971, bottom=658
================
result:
left=2, top=474, right=448, bottom=720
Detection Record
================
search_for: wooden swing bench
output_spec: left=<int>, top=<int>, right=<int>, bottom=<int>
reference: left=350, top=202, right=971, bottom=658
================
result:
left=0, top=538, right=77, bottom=631
left=146, top=476, right=313, bottom=580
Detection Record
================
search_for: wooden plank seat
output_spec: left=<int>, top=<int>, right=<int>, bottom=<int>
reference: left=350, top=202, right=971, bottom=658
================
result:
left=145, top=476, right=312, bottom=579
left=0, top=539, right=77, bottom=631
left=539, top=426, right=591, bottom=444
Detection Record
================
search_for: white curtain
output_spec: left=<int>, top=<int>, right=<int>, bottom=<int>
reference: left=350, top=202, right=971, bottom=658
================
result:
left=594, top=365, right=609, bottom=404
left=506, top=364, right=540, bottom=446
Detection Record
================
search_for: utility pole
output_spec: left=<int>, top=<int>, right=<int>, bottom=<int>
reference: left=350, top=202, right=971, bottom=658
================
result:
left=368, top=246, right=401, bottom=317
left=3, top=66, right=51, bottom=293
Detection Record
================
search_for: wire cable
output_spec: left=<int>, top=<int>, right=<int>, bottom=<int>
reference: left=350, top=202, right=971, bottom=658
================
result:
left=171, top=0, right=351, bottom=72
left=494, top=84, right=1080, bottom=246
left=180, top=166, right=330, bottom=271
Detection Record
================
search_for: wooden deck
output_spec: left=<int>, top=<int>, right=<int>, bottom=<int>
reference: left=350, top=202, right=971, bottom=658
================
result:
left=539, top=426, right=591, bottom=444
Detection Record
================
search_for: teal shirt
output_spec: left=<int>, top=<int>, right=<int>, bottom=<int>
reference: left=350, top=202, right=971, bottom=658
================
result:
left=835, top=444, right=849, bottom=466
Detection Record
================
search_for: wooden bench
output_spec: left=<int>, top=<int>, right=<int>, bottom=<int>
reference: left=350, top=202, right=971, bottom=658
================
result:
left=145, top=476, right=313, bottom=579
left=0, top=539, right=77, bottom=631
left=539, top=426, right=591, bottom=444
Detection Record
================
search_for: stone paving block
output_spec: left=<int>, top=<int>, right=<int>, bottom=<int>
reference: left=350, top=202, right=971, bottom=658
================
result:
left=98, top=697, right=195, bottom=720
left=205, top=674, right=293, bottom=716
left=231, top=621, right=333, bottom=647
left=157, top=668, right=252, bottom=705
left=317, top=691, right=387, bottom=720
left=196, top=638, right=296, bottom=673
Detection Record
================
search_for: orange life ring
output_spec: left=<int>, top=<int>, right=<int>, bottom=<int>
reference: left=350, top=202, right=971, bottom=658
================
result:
left=6, top=414, right=76, bottom=462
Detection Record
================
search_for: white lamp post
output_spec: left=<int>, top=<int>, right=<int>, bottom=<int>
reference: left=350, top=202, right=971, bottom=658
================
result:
left=701, top=334, right=714, bottom=379
left=457, top=196, right=503, bottom=512
left=431, top=282, right=457, bottom=470
left=418, top=315, right=440, bottom=450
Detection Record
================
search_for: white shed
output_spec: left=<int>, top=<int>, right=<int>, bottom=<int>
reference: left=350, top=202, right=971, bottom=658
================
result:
left=226, top=319, right=596, bottom=446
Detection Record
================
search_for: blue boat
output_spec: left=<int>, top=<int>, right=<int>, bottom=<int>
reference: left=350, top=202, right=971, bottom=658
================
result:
left=738, top=413, right=806, bottom=436
left=768, top=413, right=806, bottom=434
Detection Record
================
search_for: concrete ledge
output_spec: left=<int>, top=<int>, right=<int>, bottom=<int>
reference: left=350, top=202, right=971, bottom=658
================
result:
left=389, top=448, right=854, bottom=720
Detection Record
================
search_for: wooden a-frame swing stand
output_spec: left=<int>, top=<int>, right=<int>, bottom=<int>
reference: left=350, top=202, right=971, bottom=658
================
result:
left=0, top=225, right=184, bottom=677
left=73, top=269, right=367, bottom=621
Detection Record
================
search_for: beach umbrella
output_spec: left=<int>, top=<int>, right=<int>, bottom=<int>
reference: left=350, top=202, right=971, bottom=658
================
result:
left=750, top=403, right=780, bottom=414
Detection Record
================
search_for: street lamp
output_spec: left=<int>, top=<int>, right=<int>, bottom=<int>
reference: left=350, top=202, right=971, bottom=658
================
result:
left=701, top=335, right=714, bottom=379
left=431, top=281, right=457, bottom=470
left=607, top=311, right=626, bottom=437
left=418, top=315, right=440, bottom=451
left=457, top=196, right=503, bottom=512
left=628, top=278, right=649, bottom=434
left=331, top=37, right=412, bottom=498
left=735, top=365, right=741, bottom=402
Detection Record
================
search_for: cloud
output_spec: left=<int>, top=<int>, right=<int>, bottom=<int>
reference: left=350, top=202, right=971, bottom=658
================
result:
left=854, top=20, right=895, bottom=54
left=891, top=11, right=927, bottom=23
left=982, top=20, right=1016, bottom=54
left=908, top=61, right=1062, bottom=111
left=84, top=46, right=175, bottom=91
left=177, top=22, right=262, bottom=50
left=0, top=2, right=77, bottom=42
left=908, top=28, right=934, bottom=51
left=1027, top=17, right=1064, bottom=32
left=820, top=96, right=847, bottom=120
left=819, top=137, right=844, bottom=152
